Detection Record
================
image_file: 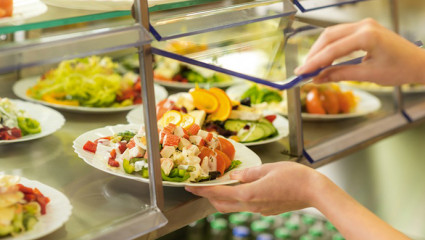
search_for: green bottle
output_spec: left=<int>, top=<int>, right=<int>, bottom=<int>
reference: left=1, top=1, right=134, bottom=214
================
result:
left=210, top=219, right=228, bottom=240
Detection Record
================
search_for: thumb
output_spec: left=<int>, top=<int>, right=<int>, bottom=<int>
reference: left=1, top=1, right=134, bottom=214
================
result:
left=230, top=166, right=265, bottom=183
left=313, top=64, right=370, bottom=84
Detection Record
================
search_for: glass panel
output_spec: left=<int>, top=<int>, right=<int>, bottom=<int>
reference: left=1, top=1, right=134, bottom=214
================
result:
left=0, top=24, right=152, bottom=74
left=151, top=20, right=326, bottom=90
left=293, top=0, right=368, bottom=12
left=149, top=0, right=297, bottom=41
left=0, top=0, right=132, bottom=35
left=0, top=0, right=224, bottom=34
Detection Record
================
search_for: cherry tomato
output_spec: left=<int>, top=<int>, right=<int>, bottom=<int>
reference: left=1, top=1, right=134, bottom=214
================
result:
left=320, top=89, right=340, bottom=114
left=306, top=88, right=326, bottom=114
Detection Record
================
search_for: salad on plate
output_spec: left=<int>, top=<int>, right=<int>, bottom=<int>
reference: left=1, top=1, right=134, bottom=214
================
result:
left=82, top=123, right=241, bottom=183
left=25, top=56, right=144, bottom=108
left=155, top=87, right=283, bottom=144
left=0, top=98, right=41, bottom=141
left=228, top=83, right=361, bottom=116
left=0, top=175, right=50, bottom=237
left=120, top=41, right=234, bottom=88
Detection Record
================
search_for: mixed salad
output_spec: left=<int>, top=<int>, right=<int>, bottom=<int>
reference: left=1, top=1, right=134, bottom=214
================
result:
left=83, top=124, right=241, bottom=183
left=26, top=56, right=143, bottom=108
left=119, top=41, right=233, bottom=85
left=0, top=98, right=41, bottom=140
left=0, top=175, right=50, bottom=237
left=156, top=87, right=279, bottom=143
left=237, top=83, right=358, bottom=115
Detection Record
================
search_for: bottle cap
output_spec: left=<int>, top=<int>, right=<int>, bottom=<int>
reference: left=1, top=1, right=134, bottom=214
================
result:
left=233, top=226, right=250, bottom=237
left=274, top=227, right=292, bottom=239
left=256, top=233, right=274, bottom=240
left=332, top=233, right=346, bottom=240
left=300, top=234, right=315, bottom=240
left=326, top=221, right=337, bottom=231
left=284, top=220, right=299, bottom=230
left=260, top=215, right=276, bottom=225
left=280, top=212, right=292, bottom=219
left=251, top=220, right=271, bottom=233
left=211, top=218, right=228, bottom=230
left=308, top=227, right=323, bottom=237
left=301, top=214, right=317, bottom=225
left=229, top=213, right=249, bottom=225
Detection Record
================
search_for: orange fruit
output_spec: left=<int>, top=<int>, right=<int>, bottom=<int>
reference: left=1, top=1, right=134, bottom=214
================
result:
left=180, top=114, right=195, bottom=129
left=208, top=87, right=232, bottom=121
left=190, top=88, right=219, bottom=113
left=160, top=110, right=182, bottom=126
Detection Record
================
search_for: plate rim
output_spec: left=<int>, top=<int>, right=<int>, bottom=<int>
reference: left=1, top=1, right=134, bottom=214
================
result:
left=73, top=124, right=262, bottom=187
left=0, top=99, right=65, bottom=144
left=1, top=177, right=72, bottom=240
left=12, top=76, right=168, bottom=113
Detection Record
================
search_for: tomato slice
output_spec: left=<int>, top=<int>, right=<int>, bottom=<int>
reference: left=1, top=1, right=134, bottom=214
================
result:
left=218, top=137, right=235, bottom=160
left=83, top=141, right=97, bottom=153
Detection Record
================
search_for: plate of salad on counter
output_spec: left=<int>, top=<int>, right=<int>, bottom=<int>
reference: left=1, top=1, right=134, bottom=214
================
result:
left=126, top=87, right=289, bottom=146
left=0, top=98, right=65, bottom=144
left=0, top=175, right=72, bottom=240
left=226, top=83, right=382, bottom=121
left=13, top=56, right=168, bottom=113
left=119, top=43, right=237, bottom=90
left=73, top=123, right=262, bottom=186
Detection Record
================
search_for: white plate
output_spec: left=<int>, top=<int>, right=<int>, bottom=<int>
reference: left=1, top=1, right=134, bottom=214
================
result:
left=73, top=124, right=262, bottom=187
left=0, top=0, right=47, bottom=26
left=341, top=81, right=425, bottom=95
left=41, top=0, right=132, bottom=10
left=154, top=78, right=237, bottom=90
left=226, top=83, right=382, bottom=121
left=13, top=77, right=168, bottom=113
left=2, top=177, right=72, bottom=240
left=41, top=0, right=187, bottom=10
left=0, top=99, right=65, bottom=145
left=126, top=107, right=289, bottom=146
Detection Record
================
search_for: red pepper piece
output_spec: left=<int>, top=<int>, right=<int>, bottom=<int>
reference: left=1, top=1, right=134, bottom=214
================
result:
left=264, top=115, right=277, bottom=123
left=83, top=140, right=97, bottom=153
left=18, top=184, right=34, bottom=194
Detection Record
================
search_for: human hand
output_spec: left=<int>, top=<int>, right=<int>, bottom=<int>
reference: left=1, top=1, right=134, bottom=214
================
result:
left=185, top=161, right=326, bottom=215
left=295, top=18, right=425, bottom=86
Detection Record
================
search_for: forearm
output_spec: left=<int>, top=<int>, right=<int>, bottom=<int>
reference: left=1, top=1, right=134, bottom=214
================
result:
left=310, top=174, right=410, bottom=240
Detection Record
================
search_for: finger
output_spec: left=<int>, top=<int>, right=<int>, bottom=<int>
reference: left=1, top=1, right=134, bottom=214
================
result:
left=230, top=165, right=268, bottom=183
left=305, top=21, right=363, bottom=61
left=297, top=32, right=372, bottom=75
left=185, top=185, right=240, bottom=201
left=312, top=64, right=372, bottom=84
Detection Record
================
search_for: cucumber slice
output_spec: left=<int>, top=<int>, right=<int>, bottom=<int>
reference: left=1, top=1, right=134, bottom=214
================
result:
left=224, top=119, right=249, bottom=132
left=238, top=124, right=266, bottom=142
left=258, top=119, right=278, bottom=136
